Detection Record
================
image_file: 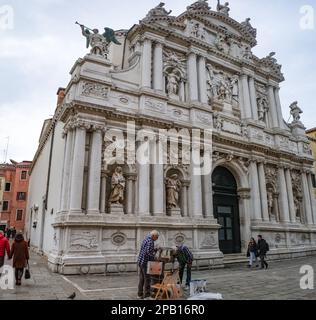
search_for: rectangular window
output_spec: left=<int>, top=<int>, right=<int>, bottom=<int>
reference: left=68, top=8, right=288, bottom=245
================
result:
left=17, top=192, right=26, bottom=201
left=5, top=182, right=11, bottom=192
left=312, top=174, right=316, bottom=188
left=2, top=201, right=9, bottom=211
left=16, top=209, right=23, bottom=221
left=20, top=171, right=27, bottom=180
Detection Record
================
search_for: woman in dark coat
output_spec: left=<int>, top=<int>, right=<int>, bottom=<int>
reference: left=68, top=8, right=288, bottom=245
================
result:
left=10, top=233, right=29, bottom=286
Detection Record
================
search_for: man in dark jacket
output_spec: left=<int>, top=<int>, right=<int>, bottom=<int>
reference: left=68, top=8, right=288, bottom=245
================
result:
left=257, top=235, right=269, bottom=269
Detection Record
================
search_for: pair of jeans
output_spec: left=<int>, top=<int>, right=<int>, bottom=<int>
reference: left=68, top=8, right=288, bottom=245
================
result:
left=179, top=263, right=191, bottom=286
left=249, top=252, right=257, bottom=266
left=138, top=265, right=151, bottom=298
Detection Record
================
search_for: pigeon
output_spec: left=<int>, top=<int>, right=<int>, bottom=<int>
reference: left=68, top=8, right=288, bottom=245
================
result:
left=67, top=292, right=76, bottom=300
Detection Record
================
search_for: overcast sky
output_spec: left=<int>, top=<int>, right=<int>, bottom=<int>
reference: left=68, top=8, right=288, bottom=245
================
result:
left=0, top=0, right=315, bottom=162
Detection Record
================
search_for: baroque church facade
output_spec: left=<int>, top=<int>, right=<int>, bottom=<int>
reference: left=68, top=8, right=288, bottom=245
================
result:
left=27, top=1, right=316, bottom=274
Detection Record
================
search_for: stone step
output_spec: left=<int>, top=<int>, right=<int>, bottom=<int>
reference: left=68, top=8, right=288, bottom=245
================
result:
left=223, top=254, right=248, bottom=266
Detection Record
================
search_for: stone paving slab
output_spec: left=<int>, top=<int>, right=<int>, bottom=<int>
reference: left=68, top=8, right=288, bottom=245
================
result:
left=1, top=251, right=316, bottom=300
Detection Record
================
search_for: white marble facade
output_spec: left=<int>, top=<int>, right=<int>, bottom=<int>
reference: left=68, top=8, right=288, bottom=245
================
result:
left=27, top=1, right=316, bottom=274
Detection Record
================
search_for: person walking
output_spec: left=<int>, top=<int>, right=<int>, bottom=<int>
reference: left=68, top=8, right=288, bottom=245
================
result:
left=6, top=228, right=11, bottom=240
left=137, top=230, right=159, bottom=299
left=257, top=235, right=269, bottom=269
left=174, top=244, right=193, bottom=290
left=247, top=237, right=258, bottom=268
left=11, top=227, right=17, bottom=239
left=0, top=230, right=11, bottom=269
left=9, top=232, right=29, bottom=286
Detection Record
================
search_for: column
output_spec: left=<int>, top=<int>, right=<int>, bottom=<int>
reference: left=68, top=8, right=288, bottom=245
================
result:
left=100, top=174, right=107, bottom=213
left=249, top=160, right=262, bottom=221
left=181, top=183, right=189, bottom=217
left=60, top=129, right=74, bottom=212
left=285, top=168, right=296, bottom=223
left=153, top=42, right=163, bottom=91
left=69, top=127, right=86, bottom=213
left=190, top=148, right=203, bottom=217
left=249, top=77, right=258, bottom=121
left=126, top=176, right=135, bottom=215
left=258, top=162, right=269, bottom=221
left=87, top=129, right=102, bottom=215
left=302, top=172, right=314, bottom=224
left=240, top=74, right=252, bottom=119
left=307, top=172, right=316, bottom=224
left=141, top=39, right=152, bottom=88
left=267, top=86, right=279, bottom=128
left=277, top=167, right=290, bottom=223
left=274, top=88, right=284, bottom=129
left=188, top=52, right=198, bottom=101
left=138, top=140, right=150, bottom=215
left=203, top=172, right=214, bottom=218
left=198, top=56, right=207, bottom=104
left=151, top=140, right=164, bottom=216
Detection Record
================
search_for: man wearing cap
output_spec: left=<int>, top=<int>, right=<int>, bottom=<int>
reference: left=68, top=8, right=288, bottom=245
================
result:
left=174, top=244, right=193, bottom=290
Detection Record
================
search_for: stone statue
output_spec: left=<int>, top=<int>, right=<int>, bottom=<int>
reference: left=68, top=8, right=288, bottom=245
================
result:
left=215, top=34, right=230, bottom=54
left=166, top=174, right=181, bottom=209
left=166, top=69, right=180, bottom=97
left=187, top=0, right=210, bottom=11
left=217, top=1, right=230, bottom=16
left=257, top=96, right=269, bottom=122
left=267, top=189, right=274, bottom=216
left=214, top=114, right=224, bottom=131
left=143, top=2, right=172, bottom=20
left=294, top=197, right=301, bottom=219
left=77, top=22, right=121, bottom=58
left=241, top=18, right=257, bottom=37
left=109, top=167, right=126, bottom=205
left=289, top=101, right=303, bottom=122
left=243, top=46, right=253, bottom=60
left=190, top=22, right=206, bottom=40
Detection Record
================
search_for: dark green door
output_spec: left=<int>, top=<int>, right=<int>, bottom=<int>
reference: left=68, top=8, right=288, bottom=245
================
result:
left=212, top=166, right=241, bottom=254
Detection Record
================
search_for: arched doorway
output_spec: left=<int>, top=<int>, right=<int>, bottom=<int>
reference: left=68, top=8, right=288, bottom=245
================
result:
left=212, top=166, right=241, bottom=254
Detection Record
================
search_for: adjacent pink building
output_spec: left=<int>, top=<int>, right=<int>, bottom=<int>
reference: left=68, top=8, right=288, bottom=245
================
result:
left=0, top=160, right=32, bottom=232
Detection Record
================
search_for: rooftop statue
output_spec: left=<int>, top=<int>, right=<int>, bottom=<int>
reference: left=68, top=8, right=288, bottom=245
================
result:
left=187, top=0, right=210, bottom=11
left=289, top=101, right=303, bottom=123
left=76, top=22, right=121, bottom=58
left=241, top=18, right=257, bottom=38
left=142, top=2, right=172, bottom=21
left=217, top=0, right=230, bottom=16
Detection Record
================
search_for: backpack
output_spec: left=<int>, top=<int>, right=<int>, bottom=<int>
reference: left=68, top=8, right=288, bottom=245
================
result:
left=265, top=241, right=269, bottom=252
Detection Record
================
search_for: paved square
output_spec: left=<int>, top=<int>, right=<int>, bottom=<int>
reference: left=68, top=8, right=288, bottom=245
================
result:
left=1, top=251, right=316, bottom=300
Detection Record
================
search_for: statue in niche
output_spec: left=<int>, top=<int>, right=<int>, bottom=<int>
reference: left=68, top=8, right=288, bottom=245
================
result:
left=166, top=69, right=180, bottom=97
left=217, top=1, right=230, bottom=16
left=267, top=188, right=274, bottom=217
left=166, top=174, right=181, bottom=209
left=257, top=96, right=269, bottom=122
left=109, top=167, right=126, bottom=205
left=294, top=197, right=301, bottom=221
